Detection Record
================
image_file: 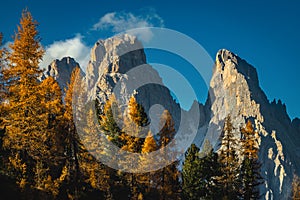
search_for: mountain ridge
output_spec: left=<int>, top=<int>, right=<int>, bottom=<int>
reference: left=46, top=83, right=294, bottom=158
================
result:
left=47, top=35, right=299, bottom=200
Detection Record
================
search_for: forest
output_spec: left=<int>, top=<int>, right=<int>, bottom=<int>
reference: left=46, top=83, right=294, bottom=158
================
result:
left=0, top=10, right=300, bottom=200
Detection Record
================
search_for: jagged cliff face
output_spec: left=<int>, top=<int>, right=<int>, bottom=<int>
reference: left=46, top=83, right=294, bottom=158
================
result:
left=205, top=49, right=300, bottom=200
left=44, top=57, right=79, bottom=92
left=48, top=35, right=299, bottom=199
left=85, top=34, right=182, bottom=131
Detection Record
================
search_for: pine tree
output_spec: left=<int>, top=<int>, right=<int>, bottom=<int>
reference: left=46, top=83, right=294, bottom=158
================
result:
left=183, top=141, right=220, bottom=200
left=218, top=115, right=240, bottom=200
left=99, top=94, right=123, bottom=147
left=182, top=143, right=201, bottom=200
left=240, top=120, right=263, bottom=199
left=199, top=140, right=221, bottom=199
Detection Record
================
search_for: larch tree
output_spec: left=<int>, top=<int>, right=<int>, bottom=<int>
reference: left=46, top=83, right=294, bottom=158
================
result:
left=218, top=115, right=240, bottom=200
left=62, top=66, right=83, bottom=199
left=157, top=110, right=181, bottom=200
left=32, top=76, right=66, bottom=196
left=80, top=104, right=111, bottom=199
left=137, top=131, right=159, bottom=198
left=38, top=76, right=64, bottom=161
left=119, top=95, right=149, bottom=199
left=0, top=31, right=6, bottom=135
left=121, top=95, right=148, bottom=153
left=0, top=32, right=6, bottom=102
left=240, top=120, right=263, bottom=200
left=1, top=10, right=46, bottom=190
left=292, top=174, right=300, bottom=200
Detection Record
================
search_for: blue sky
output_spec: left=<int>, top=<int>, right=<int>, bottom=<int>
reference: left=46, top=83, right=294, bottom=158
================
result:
left=1, top=0, right=300, bottom=119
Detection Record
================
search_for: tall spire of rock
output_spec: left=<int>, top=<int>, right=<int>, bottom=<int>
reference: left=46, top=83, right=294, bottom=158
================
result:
left=205, top=49, right=299, bottom=200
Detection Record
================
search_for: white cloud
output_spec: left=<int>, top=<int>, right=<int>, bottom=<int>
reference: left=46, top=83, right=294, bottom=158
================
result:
left=39, top=11, right=165, bottom=70
left=92, top=11, right=164, bottom=42
left=40, top=34, right=90, bottom=71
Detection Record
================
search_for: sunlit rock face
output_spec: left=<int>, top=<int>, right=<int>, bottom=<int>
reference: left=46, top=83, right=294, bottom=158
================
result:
left=204, top=49, right=299, bottom=200
left=85, top=34, right=182, bottom=133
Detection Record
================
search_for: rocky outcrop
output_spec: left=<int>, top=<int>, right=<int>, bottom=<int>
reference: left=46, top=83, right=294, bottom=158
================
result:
left=85, top=34, right=182, bottom=132
left=44, top=57, right=79, bottom=92
left=204, top=49, right=300, bottom=200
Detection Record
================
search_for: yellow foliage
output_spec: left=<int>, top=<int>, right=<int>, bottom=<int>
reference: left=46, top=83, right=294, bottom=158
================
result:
left=142, top=131, right=157, bottom=154
left=241, top=120, right=259, bottom=159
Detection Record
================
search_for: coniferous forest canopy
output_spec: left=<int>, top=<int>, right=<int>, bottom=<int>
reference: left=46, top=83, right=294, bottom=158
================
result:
left=0, top=10, right=300, bottom=200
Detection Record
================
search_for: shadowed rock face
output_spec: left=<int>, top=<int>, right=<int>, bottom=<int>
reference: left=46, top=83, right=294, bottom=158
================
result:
left=44, top=57, right=79, bottom=92
left=205, top=49, right=300, bottom=200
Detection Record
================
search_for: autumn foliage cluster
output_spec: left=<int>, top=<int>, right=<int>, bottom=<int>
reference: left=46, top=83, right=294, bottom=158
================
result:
left=2, top=10, right=299, bottom=200
left=0, top=10, right=181, bottom=200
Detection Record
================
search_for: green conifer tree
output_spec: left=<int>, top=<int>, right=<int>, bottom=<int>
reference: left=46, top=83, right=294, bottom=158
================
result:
left=183, top=141, right=220, bottom=200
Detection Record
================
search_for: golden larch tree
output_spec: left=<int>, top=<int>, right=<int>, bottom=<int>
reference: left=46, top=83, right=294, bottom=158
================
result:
left=119, top=95, right=149, bottom=199
left=137, top=131, right=159, bottom=197
left=62, top=66, right=82, bottom=199
left=2, top=10, right=46, bottom=189
left=240, top=120, right=263, bottom=200
left=157, top=110, right=181, bottom=200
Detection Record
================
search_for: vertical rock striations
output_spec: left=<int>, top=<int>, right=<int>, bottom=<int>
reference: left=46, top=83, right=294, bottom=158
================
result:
left=205, top=49, right=299, bottom=200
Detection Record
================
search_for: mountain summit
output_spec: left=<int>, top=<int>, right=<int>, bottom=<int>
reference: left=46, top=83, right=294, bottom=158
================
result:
left=206, top=48, right=299, bottom=199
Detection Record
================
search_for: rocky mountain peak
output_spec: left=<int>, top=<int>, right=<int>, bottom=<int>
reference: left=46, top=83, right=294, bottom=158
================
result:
left=215, top=49, right=260, bottom=90
left=85, top=34, right=181, bottom=130
left=206, top=49, right=299, bottom=199
left=85, top=34, right=147, bottom=97
left=45, top=57, right=79, bottom=91
left=88, top=34, right=145, bottom=74
left=216, top=49, right=237, bottom=68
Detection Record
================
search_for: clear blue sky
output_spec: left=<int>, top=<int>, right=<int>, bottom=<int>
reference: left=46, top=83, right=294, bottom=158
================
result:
left=1, top=0, right=300, bottom=119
